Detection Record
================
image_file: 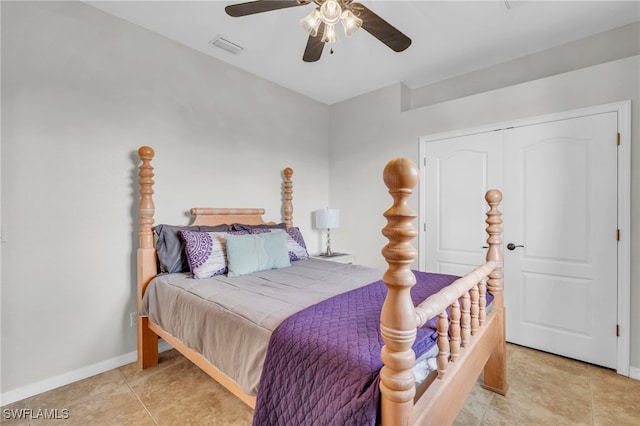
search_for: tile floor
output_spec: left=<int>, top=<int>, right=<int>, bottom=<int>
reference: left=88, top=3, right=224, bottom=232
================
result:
left=2, top=344, right=639, bottom=425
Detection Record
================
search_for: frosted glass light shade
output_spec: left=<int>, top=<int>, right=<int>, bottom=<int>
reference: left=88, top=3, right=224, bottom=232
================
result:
left=341, top=9, right=362, bottom=37
left=321, top=23, right=339, bottom=44
left=315, top=208, right=340, bottom=229
left=320, top=0, right=342, bottom=25
left=301, top=8, right=322, bottom=36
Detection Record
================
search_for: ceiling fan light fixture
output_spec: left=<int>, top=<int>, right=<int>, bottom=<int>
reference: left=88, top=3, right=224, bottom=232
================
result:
left=340, top=9, right=362, bottom=37
left=224, top=0, right=411, bottom=62
left=322, top=22, right=339, bottom=44
left=301, top=8, right=323, bottom=36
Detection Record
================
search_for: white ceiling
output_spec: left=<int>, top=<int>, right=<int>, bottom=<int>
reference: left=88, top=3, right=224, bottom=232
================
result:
left=86, top=1, right=640, bottom=105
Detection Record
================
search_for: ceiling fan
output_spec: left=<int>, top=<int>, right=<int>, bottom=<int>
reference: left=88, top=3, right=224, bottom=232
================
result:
left=225, top=0, right=412, bottom=62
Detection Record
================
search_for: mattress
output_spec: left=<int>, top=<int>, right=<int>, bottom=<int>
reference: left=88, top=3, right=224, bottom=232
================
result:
left=140, top=258, right=383, bottom=395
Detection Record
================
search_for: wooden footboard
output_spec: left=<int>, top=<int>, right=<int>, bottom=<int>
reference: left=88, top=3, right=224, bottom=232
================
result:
left=379, top=158, right=507, bottom=425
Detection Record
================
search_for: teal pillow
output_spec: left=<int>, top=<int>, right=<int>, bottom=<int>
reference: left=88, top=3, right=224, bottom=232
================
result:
left=226, top=231, right=291, bottom=277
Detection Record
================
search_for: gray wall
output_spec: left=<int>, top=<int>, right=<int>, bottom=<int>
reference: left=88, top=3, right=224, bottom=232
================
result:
left=1, top=1, right=329, bottom=395
left=329, top=56, right=640, bottom=373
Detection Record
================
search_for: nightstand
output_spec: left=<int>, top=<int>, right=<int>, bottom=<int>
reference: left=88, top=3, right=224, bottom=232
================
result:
left=310, top=253, right=355, bottom=264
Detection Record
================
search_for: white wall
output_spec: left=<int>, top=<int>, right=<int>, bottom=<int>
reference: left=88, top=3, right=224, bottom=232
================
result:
left=329, top=56, right=640, bottom=373
left=1, top=1, right=329, bottom=397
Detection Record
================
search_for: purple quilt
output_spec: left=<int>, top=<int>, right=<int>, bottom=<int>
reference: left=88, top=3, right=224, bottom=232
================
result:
left=252, top=271, right=466, bottom=426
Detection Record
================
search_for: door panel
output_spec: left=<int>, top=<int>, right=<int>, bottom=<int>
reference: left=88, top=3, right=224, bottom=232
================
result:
left=503, top=112, right=618, bottom=368
left=521, top=272, right=591, bottom=335
left=521, top=139, right=589, bottom=261
left=425, top=132, right=503, bottom=276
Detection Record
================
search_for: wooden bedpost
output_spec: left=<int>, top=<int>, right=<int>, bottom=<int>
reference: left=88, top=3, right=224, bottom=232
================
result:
left=283, top=167, right=293, bottom=228
left=137, top=146, right=159, bottom=369
left=481, top=189, right=508, bottom=395
left=379, top=158, right=419, bottom=426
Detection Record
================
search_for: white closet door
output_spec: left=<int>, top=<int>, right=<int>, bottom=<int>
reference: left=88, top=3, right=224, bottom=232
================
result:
left=423, top=110, right=619, bottom=369
left=503, top=112, right=618, bottom=369
left=424, top=131, right=503, bottom=276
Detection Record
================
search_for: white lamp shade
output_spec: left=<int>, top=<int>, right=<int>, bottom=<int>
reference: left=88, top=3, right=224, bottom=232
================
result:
left=315, top=208, right=340, bottom=229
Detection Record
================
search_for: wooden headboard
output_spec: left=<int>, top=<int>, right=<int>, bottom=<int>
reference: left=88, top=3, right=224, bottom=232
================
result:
left=189, top=208, right=270, bottom=227
left=136, top=146, right=294, bottom=346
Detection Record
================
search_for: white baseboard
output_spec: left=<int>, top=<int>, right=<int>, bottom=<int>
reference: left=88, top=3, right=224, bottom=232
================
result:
left=1, top=341, right=173, bottom=407
left=2, top=342, right=635, bottom=406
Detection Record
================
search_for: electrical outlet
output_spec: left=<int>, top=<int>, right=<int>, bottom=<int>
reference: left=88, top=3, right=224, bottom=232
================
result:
left=129, top=312, right=138, bottom=328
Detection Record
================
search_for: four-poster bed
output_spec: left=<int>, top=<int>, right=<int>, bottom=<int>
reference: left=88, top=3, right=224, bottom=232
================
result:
left=136, top=146, right=507, bottom=425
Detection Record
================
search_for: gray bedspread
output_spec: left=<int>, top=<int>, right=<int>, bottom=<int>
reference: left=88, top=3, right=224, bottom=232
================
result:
left=140, top=259, right=382, bottom=395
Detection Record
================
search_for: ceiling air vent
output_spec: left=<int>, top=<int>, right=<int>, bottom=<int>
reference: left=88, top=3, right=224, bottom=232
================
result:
left=209, top=35, right=244, bottom=54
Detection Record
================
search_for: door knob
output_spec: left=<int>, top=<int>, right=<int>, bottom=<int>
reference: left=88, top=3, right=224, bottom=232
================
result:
left=507, top=243, right=524, bottom=251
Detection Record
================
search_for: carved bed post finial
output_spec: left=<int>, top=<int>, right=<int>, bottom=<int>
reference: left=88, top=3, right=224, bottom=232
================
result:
left=379, top=158, right=419, bottom=426
left=138, top=146, right=155, bottom=249
left=283, top=168, right=294, bottom=228
left=485, top=190, right=504, bottom=306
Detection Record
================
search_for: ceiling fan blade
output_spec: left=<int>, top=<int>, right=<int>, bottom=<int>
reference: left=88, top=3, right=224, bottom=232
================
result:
left=303, top=23, right=325, bottom=62
left=225, top=0, right=310, bottom=17
left=352, top=3, right=411, bottom=52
